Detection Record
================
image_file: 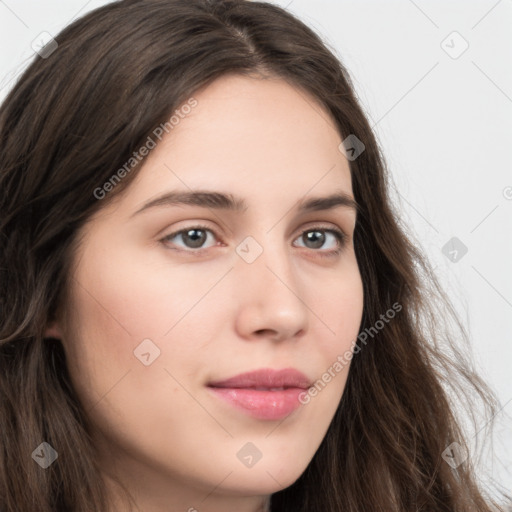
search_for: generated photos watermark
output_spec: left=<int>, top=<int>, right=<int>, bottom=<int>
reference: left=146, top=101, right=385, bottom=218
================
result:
left=298, top=301, right=402, bottom=404
left=93, top=97, right=198, bottom=200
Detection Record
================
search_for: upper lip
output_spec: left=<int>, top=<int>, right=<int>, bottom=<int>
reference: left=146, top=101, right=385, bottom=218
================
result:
left=208, top=368, right=311, bottom=390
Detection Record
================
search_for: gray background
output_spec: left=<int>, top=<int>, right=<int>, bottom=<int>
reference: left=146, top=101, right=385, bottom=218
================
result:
left=1, top=0, right=510, bottom=498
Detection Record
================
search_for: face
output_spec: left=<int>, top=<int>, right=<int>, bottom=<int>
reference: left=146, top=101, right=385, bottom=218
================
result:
left=47, top=74, right=364, bottom=512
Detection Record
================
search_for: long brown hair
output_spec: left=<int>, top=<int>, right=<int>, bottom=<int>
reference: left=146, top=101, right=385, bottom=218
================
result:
left=0, top=1, right=509, bottom=510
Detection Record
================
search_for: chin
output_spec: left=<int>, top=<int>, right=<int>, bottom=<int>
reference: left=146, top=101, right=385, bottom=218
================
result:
left=223, top=458, right=308, bottom=495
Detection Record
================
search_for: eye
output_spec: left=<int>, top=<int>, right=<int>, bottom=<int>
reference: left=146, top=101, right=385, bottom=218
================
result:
left=160, top=224, right=348, bottom=257
left=161, top=223, right=218, bottom=253
left=293, top=227, right=347, bottom=258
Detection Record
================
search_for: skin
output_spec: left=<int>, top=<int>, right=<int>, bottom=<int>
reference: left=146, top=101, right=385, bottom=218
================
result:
left=46, top=74, right=364, bottom=512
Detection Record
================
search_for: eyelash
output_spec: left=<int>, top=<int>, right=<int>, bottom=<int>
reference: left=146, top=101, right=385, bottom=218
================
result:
left=160, top=223, right=348, bottom=259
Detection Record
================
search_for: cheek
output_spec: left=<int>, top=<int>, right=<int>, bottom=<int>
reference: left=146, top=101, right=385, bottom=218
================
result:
left=61, top=269, right=205, bottom=451
left=312, top=259, right=364, bottom=349
left=62, top=243, right=222, bottom=408
left=61, top=283, right=136, bottom=411
left=306, top=260, right=364, bottom=396
left=76, top=238, right=229, bottom=341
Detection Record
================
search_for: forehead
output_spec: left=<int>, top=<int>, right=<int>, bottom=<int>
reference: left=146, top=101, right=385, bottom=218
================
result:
left=106, top=74, right=353, bottom=217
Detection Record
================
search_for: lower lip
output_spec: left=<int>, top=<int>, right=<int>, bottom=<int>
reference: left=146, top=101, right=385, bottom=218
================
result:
left=207, top=387, right=306, bottom=420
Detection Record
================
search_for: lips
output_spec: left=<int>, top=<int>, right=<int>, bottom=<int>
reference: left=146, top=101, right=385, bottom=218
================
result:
left=207, top=368, right=312, bottom=420
left=207, top=368, right=311, bottom=390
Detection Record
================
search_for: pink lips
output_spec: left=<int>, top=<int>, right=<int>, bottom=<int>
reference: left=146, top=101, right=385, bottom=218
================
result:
left=207, top=368, right=311, bottom=420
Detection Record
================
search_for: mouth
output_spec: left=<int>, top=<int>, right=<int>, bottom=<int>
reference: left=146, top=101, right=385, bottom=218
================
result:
left=206, top=386, right=308, bottom=420
left=209, top=385, right=300, bottom=391
left=207, top=368, right=311, bottom=420
left=208, top=367, right=311, bottom=390
left=226, top=386, right=289, bottom=391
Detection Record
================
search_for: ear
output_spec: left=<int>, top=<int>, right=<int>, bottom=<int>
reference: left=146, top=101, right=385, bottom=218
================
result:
left=44, top=320, right=62, bottom=340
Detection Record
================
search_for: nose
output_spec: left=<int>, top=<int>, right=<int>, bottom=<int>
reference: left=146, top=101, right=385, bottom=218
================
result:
left=233, top=237, right=309, bottom=343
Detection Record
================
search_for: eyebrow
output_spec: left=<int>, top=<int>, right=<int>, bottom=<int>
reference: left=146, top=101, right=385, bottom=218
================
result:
left=130, top=189, right=359, bottom=218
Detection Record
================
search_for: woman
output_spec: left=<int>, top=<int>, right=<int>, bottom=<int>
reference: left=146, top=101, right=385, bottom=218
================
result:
left=0, top=1, right=509, bottom=511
